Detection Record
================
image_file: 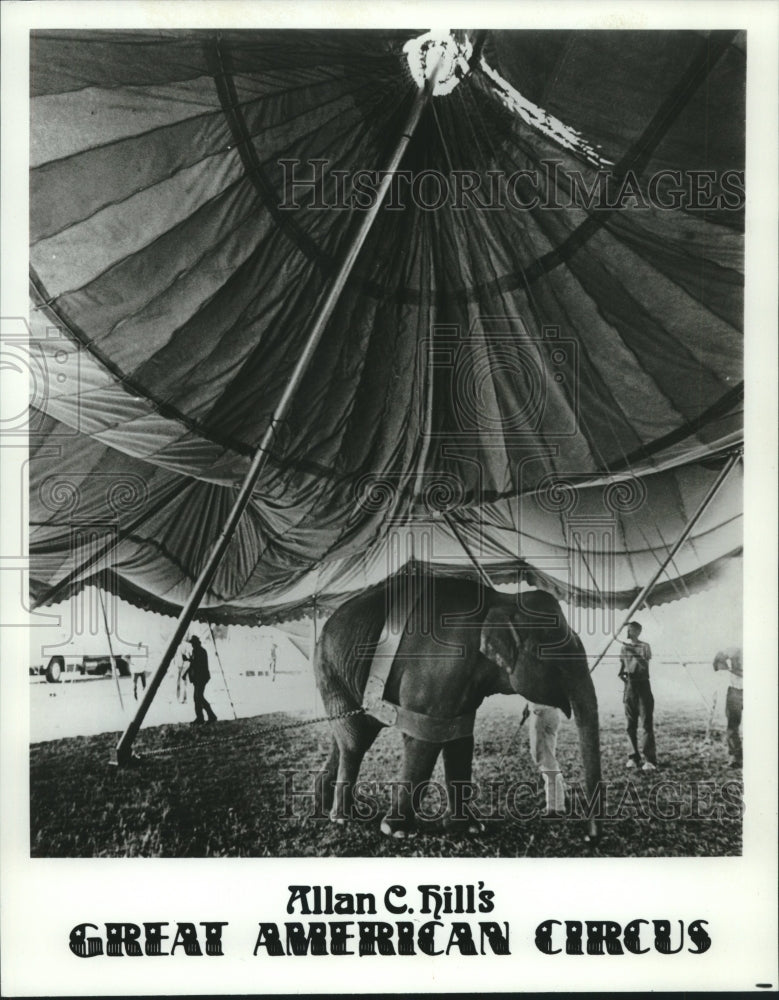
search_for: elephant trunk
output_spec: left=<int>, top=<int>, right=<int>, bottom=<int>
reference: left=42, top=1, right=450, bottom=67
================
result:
left=566, top=663, right=602, bottom=843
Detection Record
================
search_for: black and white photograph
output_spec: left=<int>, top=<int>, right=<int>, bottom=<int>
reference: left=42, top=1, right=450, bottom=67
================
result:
left=1, top=1, right=777, bottom=995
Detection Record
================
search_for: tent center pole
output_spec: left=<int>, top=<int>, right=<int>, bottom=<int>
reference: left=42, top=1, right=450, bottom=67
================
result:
left=114, top=62, right=441, bottom=766
left=589, top=448, right=742, bottom=673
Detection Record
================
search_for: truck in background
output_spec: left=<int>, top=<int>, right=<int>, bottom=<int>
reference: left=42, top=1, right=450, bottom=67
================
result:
left=30, top=654, right=133, bottom=683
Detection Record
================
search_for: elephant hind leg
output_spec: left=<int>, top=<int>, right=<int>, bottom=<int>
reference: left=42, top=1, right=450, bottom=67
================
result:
left=443, top=736, right=484, bottom=834
left=330, top=716, right=381, bottom=824
left=381, top=735, right=441, bottom=838
left=314, top=738, right=339, bottom=817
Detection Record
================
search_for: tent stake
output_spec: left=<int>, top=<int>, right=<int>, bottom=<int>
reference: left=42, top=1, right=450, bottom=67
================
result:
left=115, top=65, right=440, bottom=765
left=589, top=448, right=742, bottom=673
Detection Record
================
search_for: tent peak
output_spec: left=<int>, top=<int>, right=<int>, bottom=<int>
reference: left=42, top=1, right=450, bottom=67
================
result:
left=403, top=30, right=472, bottom=96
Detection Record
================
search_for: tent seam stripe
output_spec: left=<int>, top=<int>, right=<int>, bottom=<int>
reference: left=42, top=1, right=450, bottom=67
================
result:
left=468, top=30, right=739, bottom=294
left=606, top=384, right=743, bottom=472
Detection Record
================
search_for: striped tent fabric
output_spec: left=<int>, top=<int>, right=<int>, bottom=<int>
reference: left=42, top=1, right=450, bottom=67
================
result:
left=28, top=29, right=744, bottom=622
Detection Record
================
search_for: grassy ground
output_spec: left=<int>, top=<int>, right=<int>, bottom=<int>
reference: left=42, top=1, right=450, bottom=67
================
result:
left=29, top=700, right=741, bottom=858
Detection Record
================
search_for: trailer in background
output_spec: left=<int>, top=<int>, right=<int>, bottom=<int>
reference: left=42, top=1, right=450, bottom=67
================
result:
left=30, top=654, right=133, bottom=684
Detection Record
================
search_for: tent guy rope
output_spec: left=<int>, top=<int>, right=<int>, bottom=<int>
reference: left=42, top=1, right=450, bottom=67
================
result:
left=589, top=449, right=742, bottom=674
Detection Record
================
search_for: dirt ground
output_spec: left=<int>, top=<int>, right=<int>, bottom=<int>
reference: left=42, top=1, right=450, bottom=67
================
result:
left=29, top=690, right=741, bottom=859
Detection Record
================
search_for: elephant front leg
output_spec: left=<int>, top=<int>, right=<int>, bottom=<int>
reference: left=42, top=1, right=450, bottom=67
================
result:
left=381, top=735, right=440, bottom=839
left=443, top=736, right=485, bottom=834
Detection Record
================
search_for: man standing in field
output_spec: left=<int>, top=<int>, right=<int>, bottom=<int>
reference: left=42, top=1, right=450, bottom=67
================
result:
left=181, top=634, right=217, bottom=725
left=529, top=704, right=567, bottom=814
left=712, top=647, right=743, bottom=768
left=618, top=620, right=657, bottom=772
left=130, top=653, right=147, bottom=701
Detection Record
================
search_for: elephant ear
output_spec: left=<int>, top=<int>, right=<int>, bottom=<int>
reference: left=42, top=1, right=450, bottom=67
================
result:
left=481, top=607, right=516, bottom=671
left=483, top=606, right=572, bottom=718
left=521, top=661, right=572, bottom=718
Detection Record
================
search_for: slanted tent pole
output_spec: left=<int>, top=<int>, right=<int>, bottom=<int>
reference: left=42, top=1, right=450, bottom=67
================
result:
left=115, top=67, right=440, bottom=765
left=589, top=449, right=742, bottom=674
left=310, top=596, right=319, bottom=713
left=310, top=596, right=319, bottom=661
left=97, top=586, right=124, bottom=712
left=208, top=622, right=237, bottom=720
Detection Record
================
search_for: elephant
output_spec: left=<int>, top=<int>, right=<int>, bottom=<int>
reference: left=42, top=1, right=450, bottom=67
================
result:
left=313, top=572, right=601, bottom=843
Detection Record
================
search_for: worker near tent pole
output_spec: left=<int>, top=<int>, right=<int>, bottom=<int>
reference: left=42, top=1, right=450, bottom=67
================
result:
left=712, top=647, right=743, bottom=768
left=130, top=643, right=148, bottom=702
left=181, top=635, right=217, bottom=725
left=618, top=620, right=658, bottom=772
left=175, top=650, right=188, bottom=704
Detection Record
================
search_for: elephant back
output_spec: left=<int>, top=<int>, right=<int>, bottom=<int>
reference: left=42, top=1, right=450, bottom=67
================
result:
left=315, top=583, right=393, bottom=710
left=315, top=571, right=486, bottom=710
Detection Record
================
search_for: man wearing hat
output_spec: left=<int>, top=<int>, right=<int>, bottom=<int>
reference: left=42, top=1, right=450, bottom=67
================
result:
left=181, top=634, right=217, bottom=725
left=618, top=620, right=657, bottom=771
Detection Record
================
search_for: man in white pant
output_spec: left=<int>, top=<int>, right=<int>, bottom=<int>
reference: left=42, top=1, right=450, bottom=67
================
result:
left=529, top=703, right=566, bottom=814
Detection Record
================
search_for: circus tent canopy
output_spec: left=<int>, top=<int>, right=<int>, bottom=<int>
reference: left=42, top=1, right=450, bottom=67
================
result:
left=28, top=29, right=744, bottom=623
